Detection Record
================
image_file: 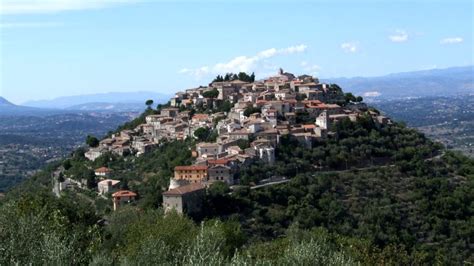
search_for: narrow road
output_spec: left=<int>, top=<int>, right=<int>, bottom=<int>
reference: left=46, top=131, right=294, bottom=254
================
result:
left=250, top=179, right=290, bottom=190
left=248, top=152, right=445, bottom=190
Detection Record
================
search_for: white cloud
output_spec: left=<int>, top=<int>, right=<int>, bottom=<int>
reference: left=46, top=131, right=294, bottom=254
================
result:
left=389, top=30, right=409, bottom=42
left=179, top=44, right=308, bottom=78
left=440, top=37, right=463, bottom=44
left=179, top=67, right=210, bottom=77
left=0, top=22, right=62, bottom=28
left=340, top=42, right=358, bottom=53
left=0, top=0, right=140, bottom=15
left=300, top=61, right=321, bottom=75
left=283, top=44, right=307, bottom=54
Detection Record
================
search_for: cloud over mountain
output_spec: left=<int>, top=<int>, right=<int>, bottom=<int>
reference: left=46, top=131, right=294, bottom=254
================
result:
left=179, top=44, right=308, bottom=78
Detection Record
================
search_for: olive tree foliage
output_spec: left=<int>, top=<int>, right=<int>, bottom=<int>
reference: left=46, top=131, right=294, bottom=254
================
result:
left=0, top=194, right=100, bottom=265
left=90, top=210, right=356, bottom=266
left=230, top=225, right=356, bottom=266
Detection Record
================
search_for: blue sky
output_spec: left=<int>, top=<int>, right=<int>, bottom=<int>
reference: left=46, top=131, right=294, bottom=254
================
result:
left=0, top=0, right=472, bottom=104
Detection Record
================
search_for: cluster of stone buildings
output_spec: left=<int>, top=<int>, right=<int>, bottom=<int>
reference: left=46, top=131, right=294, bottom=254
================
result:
left=159, top=69, right=391, bottom=215
left=85, top=129, right=158, bottom=161
left=79, top=69, right=392, bottom=214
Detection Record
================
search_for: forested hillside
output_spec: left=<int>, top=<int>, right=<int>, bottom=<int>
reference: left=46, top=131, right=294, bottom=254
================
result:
left=1, top=88, right=472, bottom=265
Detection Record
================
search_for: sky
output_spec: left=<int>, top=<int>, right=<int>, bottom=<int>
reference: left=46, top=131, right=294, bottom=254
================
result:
left=0, top=0, right=472, bottom=104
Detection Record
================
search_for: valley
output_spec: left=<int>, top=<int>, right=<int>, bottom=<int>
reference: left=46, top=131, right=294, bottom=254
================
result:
left=0, top=112, right=138, bottom=191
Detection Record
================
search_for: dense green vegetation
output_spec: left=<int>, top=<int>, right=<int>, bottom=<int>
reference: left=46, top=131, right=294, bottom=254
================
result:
left=238, top=117, right=441, bottom=185
left=194, top=127, right=218, bottom=142
left=0, top=190, right=433, bottom=265
left=213, top=72, right=256, bottom=83
left=202, top=88, right=219, bottom=99
left=208, top=151, right=473, bottom=264
left=1, top=100, right=472, bottom=264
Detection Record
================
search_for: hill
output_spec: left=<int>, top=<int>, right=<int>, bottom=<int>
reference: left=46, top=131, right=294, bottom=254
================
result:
left=324, top=66, right=474, bottom=100
left=0, top=96, right=67, bottom=116
left=24, top=91, right=172, bottom=110
left=1, top=73, right=472, bottom=264
left=0, top=97, right=15, bottom=106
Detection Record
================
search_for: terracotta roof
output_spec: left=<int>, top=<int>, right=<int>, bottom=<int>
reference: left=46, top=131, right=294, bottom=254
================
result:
left=112, top=190, right=137, bottom=198
left=175, top=165, right=208, bottom=171
left=192, top=114, right=209, bottom=120
left=303, top=124, right=316, bottom=129
left=302, top=100, right=323, bottom=105
left=163, top=183, right=206, bottom=196
left=230, top=79, right=248, bottom=84
left=95, top=167, right=111, bottom=173
left=196, top=142, right=219, bottom=147
left=98, top=179, right=120, bottom=186
left=208, top=159, right=231, bottom=165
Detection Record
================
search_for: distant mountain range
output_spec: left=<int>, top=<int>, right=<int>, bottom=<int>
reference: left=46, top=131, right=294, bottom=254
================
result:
left=2, top=66, right=472, bottom=115
left=23, top=91, right=171, bottom=110
left=0, top=97, right=57, bottom=116
left=0, top=97, right=15, bottom=107
left=324, top=66, right=473, bottom=100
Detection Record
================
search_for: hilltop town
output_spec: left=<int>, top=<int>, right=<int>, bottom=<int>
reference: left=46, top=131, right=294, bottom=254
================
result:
left=53, top=69, right=392, bottom=214
left=8, top=70, right=472, bottom=265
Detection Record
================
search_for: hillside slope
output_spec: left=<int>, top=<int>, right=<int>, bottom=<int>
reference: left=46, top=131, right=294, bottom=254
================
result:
left=1, top=77, right=472, bottom=264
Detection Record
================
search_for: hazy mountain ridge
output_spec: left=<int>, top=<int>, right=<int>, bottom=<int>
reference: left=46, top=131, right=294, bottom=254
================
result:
left=324, top=66, right=474, bottom=99
left=65, top=102, right=145, bottom=112
left=0, top=97, right=15, bottom=106
left=23, top=91, right=172, bottom=109
left=0, top=97, right=64, bottom=116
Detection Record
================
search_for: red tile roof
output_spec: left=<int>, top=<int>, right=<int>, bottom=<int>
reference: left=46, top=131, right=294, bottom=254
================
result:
left=175, top=165, right=208, bottom=171
left=95, top=167, right=111, bottom=173
left=112, top=190, right=137, bottom=198
left=207, top=159, right=231, bottom=165
left=192, top=114, right=209, bottom=120
left=162, top=183, right=206, bottom=196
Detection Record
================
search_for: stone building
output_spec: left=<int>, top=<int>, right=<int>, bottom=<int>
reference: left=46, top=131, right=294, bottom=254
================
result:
left=112, top=190, right=137, bottom=211
left=97, top=179, right=120, bottom=195
left=207, top=165, right=233, bottom=185
left=162, top=183, right=206, bottom=215
left=174, top=165, right=208, bottom=183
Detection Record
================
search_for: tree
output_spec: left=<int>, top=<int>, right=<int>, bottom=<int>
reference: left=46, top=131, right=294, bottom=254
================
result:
left=217, top=100, right=232, bottom=113
left=194, top=127, right=211, bottom=141
left=208, top=181, right=230, bottom=196
left=58, top=172, right=65, bottom=182
left=344, top=93, right=356, bottom=103
left=212, top=75, right=224, bottom=82
left=250, top=72, right=256, bottom=82
left=217, top=72, right=255, bottom=82
left=63, top=159, right=72, bottom=170
left=244, top=106, right=261, bottom=117
left=86, top=135, right=99, bottom=148
left=145, top=99, right=154, bottom=109
left=203, top=88, right=219, bottom=99
left=356, top=96, right=363, bottom=102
